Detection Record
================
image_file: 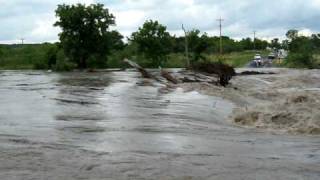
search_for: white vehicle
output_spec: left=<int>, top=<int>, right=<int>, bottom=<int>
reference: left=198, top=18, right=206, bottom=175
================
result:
left=268, top=53, right=276, bottom=60
left=254, top=54, right=262, bottom=60
left=254, top=54, right=262, bottom=66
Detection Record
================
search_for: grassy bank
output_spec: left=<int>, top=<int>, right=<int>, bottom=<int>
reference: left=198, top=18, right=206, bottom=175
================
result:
left=0, top=44, right=268, bottom=70
left=163, top=51, right=270, bottom=68
left=0, top=44, right=54, bottom=70
left=207, top=50, right=270, bottom=67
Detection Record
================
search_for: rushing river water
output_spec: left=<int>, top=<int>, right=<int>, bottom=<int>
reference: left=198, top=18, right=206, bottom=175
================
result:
left=0, top=70, right=319, bottom=180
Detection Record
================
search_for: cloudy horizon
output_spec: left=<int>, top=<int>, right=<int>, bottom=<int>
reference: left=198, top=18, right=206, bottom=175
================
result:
left=1, top=0, right=320, bottom=44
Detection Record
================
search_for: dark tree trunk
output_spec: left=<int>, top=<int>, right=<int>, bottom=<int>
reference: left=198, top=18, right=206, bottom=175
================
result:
left=79, top=57, right=87, bottom=69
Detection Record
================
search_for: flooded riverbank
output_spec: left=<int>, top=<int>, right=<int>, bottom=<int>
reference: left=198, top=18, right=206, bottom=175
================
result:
left=0, top=69, right=319, bottom=179
left=181, top=68, right=320, bottom=135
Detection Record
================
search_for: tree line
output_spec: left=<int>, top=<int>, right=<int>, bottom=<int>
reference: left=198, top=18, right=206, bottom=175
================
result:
left=284, top=30, right=320, bottom=68
left=51, top=3, right=275, bottom=69
left=1, top=3, right=319, bottom=69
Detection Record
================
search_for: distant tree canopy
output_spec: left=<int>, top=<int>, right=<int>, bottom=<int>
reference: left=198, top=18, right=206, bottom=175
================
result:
left=286, top=29, right=299, bottom=40
left=311, top=34, right=320, bottom=51
left=285, top=29, right=320, bottom=53
left=286, top=29, right=320, bottom=52
left=54, top=3, right=122, bottom=68
left=285, top=29, right=319, bottom=68
left=270, top=38, right=281, bottom=49
left=131, top=20, right=173, bottom=67
left=172, top=34, right=268, bottom=56
left=3, top=3, right=319, bottom=70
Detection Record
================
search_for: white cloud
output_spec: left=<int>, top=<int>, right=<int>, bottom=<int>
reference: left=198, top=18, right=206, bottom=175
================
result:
left=0, top=0, right=320, bottom=43
left=299, top=29, right=314, bottom=37
left=29, top=14, right=60, bottom=43
left=114, top=10, right=146, bottom=30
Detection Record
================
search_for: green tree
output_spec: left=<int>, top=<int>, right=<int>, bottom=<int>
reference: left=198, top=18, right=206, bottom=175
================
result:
left=270, top=38, right=281, bottom=49
left=254, top=38, right=269, bottom=50
left=131, top=20, right=173, bottom=67
left=239, top=38, right=254, bottom=50
left=46, top=45, right=58, bottom=69
left=286, top=34, right=316, bottom=68
left=286, top=29, right=299, bottom=40
left=107, top=31, right=125, bottom=50
left=54, top=49, right=75, bottom=71
left=0, top=46, right=3, bottom=58
left=54, top=3, right=118, bottom=69
left=288, top=36, right=312, bottom=52
left=187, top=30, right=209, bottom=62
left=311, top=34, right=320, bottom=50
left=281, top=40, right=289, bottom=50
left=172, top=36, right=185, bottom=53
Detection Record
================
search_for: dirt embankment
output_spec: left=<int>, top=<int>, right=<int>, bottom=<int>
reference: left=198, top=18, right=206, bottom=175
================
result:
left=181, top=68, right=320, bottom=135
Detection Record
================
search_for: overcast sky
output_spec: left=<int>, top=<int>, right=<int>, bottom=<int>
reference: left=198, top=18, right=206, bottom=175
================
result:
left=1, top=0, right=320, bottom=44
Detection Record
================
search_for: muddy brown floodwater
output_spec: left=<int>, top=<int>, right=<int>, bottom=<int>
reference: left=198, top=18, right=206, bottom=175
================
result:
left=0, top=69, right=319, bottom=180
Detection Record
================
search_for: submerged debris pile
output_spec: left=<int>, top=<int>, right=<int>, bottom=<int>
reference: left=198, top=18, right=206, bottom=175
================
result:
left=123, top=60, right=320, bottom=135
left=192, top=61, right=236, bottom=86
left=124, top=59, right=236, bottom=86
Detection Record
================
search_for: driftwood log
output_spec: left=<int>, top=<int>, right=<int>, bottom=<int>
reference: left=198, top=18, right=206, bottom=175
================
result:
left=123, top=59, right=237, bottom=87
left=124, top=59, right=154, bottom=79
left=160, top=68, right=180, bottom=84
left=124, top=59, right=179, bottom=84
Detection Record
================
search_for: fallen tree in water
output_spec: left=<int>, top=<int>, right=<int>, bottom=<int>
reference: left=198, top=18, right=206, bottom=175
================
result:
left=124, top=58, right=178, bottom=84
left=191, top=61, right=236, bottom=86
left=124, top=59, right=236, bottom=86
left=123, top=59, right=155, bottom=79
left=160, top=68, right=181, bottom=84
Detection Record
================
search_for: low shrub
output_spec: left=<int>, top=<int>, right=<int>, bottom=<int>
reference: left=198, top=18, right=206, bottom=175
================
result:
left=53, top=50, right=75, bottom=71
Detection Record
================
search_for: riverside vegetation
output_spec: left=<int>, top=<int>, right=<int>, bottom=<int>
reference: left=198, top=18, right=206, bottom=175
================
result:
left=0, top=4, right=319, bottom=70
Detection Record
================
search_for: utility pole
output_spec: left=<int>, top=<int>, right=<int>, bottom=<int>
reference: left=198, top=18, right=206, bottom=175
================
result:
left=20, top=38, right=25, bottom=45
left=253, top=31, right=256, bottom=51
left=182, top=24, right=190, bottom=67
left=217, top=17, right=224, bottom=55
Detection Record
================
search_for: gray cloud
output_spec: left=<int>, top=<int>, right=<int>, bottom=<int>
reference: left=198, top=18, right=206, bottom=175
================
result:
left=1, top=0, right=319, bottom=43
